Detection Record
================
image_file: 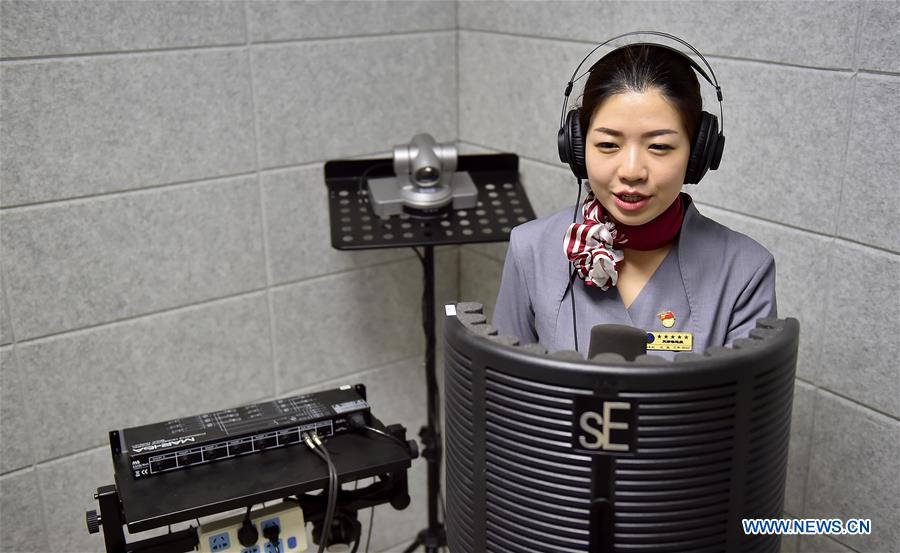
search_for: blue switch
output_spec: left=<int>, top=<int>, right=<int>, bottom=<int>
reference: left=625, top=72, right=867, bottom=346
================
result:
left=287, top=536, right=297, bottom=549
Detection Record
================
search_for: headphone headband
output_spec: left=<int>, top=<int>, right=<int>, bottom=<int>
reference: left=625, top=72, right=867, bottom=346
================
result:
left=559, top=31, right=725, bottom=133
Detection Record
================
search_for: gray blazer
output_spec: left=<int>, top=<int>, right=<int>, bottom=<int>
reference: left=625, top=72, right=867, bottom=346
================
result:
left=493, top=193, right=777, bottom=359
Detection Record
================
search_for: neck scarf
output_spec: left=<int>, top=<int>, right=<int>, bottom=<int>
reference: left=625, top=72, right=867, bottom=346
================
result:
left=563, top=193, right=685, bottom=290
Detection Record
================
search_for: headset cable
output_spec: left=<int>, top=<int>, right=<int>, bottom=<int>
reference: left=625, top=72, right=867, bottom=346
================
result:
left=303, top=432, right=338, bottom=553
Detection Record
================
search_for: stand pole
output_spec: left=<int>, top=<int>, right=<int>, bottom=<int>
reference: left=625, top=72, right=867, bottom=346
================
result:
left=323, top=155, right=530, bottom=552
left=404, top=245, right=446, bottom=552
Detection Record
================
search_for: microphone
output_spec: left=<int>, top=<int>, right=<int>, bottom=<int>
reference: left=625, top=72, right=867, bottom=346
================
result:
left=587, top=324, right=647, bottom=361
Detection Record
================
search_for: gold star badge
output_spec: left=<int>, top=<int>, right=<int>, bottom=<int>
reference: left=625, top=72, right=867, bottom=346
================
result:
left=657, top=310, right=676, bottom=328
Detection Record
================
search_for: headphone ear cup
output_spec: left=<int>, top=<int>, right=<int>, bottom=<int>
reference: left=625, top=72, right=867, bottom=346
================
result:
left=685, top=111, right=718, bottom=184
left=561, top=110, right=588, bottom=180
left=709, top=132, right=725, bottom=171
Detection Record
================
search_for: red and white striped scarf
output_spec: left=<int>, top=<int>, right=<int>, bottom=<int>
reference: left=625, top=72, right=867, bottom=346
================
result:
left=563, top=193, right=685, bottom=290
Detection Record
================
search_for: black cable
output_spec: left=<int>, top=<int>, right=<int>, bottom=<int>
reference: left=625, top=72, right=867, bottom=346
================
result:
left=571, top=180, right=583, bottom=224
left=364, top=499, right=375, bottom=553
left=357, top=162, right=393, bottom=196
left=317, top=440, right=339, bottom=553
left=569, top=269, right=579, bottom=353
left=347, top=413, right=396, bottom=445
left=321, top=451, right=338, bottom=553
left=238, top=504, right=262, bottom=548
left=360, top=424, right=409, bottom=450
left=304, top=433, right=338, bottom=553
left=310, top=446, right=335, bottom=553
left=569, top=179, right=584, bottom=353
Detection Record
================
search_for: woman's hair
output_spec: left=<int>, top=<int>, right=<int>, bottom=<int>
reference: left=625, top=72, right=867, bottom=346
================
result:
left=578, top=44, right=702, bottom=143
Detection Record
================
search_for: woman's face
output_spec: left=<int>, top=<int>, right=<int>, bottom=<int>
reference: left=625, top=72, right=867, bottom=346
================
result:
left=585, top=88, right=691, bottom=226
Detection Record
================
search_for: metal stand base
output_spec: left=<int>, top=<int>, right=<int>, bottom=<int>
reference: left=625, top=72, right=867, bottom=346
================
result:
left=402, top=526, right=448, bottom=553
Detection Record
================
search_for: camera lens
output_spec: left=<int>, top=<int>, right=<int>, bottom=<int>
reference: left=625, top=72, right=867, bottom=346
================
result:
left=414, top=166, right=439, bottom=185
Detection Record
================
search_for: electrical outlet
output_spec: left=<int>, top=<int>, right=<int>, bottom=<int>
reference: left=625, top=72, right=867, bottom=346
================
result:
left=209, top=532, right=230, bottom=552
left=197, top=503, right=307, bottom=552
left=263, top=540, right=283, bottom=553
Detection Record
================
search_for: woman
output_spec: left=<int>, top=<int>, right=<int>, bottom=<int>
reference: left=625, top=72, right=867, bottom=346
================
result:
left=493, top=41, right=776, bottom=360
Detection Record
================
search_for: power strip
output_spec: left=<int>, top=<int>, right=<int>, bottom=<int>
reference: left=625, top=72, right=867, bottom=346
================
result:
left=197, top=502, right=307, bottom=553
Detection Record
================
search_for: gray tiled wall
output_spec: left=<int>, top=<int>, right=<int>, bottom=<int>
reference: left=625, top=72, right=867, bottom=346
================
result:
left=4, top=177, right=267, bottom=339
left=252, top=33, right=456, bottom=168
left=839, top=74, right=900, bottom=250
left=1, top=50, right=258, bottom=206
left=804, top=391, right=900, bottom=552
left=0, top=1, right=246, bottom=57
left=0, top=271, right=11, bottom=345
left=0, top=2, right=457, bottom=552
left=2, top=1, right=898, bottom=552
left=457, top=2, right=899, bottom=553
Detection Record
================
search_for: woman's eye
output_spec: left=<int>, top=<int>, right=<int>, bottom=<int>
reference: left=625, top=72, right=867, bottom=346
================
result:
left=596, top=142, right=618, bottom=150
left=649, top=144, right=673, bottom=151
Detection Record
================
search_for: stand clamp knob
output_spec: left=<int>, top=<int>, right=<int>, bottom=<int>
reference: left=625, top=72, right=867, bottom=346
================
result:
left=86, top=510, right=101, bottom=534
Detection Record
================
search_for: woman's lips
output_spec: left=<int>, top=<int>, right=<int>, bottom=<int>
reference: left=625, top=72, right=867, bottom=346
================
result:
left=614, top=193, right=650, bottom=212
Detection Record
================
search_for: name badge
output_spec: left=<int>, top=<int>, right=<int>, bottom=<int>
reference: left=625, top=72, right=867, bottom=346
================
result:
left=647, top=331, right=693, bottom=351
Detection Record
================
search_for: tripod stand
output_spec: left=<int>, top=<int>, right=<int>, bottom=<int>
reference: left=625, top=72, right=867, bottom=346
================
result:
left=324, top=153, right=531, bottom=553
left=402, top=245, right=445, bottom=553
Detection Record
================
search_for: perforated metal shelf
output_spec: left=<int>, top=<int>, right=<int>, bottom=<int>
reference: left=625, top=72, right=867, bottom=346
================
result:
left=325, top=154, right=533, bottom=250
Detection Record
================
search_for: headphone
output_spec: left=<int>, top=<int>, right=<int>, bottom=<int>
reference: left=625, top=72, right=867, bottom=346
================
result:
left=557, top=31, right=726, bottom=185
